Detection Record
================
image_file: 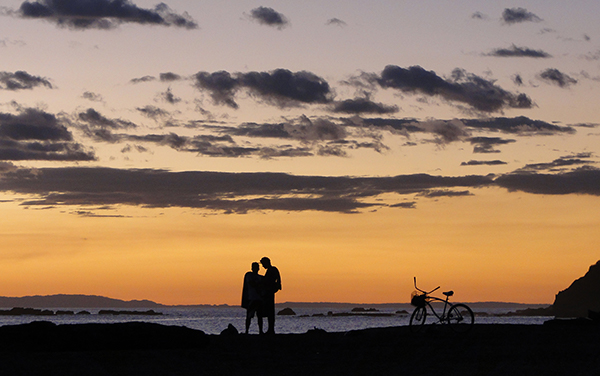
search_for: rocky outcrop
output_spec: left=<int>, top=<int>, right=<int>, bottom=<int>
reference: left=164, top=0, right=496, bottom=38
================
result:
left=552, top=260, right=600, bottom=318
left=277, top=307, right=296, bottom=315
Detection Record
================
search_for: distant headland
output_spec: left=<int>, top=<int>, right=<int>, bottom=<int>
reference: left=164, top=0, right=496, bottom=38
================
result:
left=0, top=294, right=166, bottom=309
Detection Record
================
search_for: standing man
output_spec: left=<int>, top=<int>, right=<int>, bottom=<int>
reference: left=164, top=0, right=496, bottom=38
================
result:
left=260, top=257, right=281, bottom=335
left=241, top=262, right=264, bottom=334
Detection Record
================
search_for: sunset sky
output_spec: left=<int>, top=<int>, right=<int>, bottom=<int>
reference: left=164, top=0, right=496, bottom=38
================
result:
left=0, top=0, right=599, bottom=305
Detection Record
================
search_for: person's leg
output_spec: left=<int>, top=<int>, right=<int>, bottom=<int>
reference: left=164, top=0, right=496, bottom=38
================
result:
left=257, top=315, right=264, bottom=334
left=245, top=310, right=251, bottom=334
left=265, top=295, right=275, bottom=334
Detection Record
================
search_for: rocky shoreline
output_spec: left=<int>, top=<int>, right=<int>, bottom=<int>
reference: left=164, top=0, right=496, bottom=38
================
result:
left=0, top=307, right=163, bottom=316
left=0, top=320, right=598, bottom=375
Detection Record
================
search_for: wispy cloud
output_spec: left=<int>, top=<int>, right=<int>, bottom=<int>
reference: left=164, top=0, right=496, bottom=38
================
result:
left=485, top=45, right=551, bottom=58
left=326, top=18, right=346, bottom=27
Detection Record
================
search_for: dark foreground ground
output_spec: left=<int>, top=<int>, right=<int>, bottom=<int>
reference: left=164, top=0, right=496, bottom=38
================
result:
left=0, top=320, right=598, bottom=375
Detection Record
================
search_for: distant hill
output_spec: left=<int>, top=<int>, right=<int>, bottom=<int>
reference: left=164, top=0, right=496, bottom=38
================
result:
left=0, top=294, right=166, bottom=308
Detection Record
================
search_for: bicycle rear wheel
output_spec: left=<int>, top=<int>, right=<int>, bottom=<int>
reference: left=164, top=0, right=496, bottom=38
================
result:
left=447, top=303, right=474, bottom=333
left=409, top=306, right=427, bottom=333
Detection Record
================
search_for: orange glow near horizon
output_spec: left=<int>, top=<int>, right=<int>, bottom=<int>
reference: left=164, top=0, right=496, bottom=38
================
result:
left=0, top=187, right=598, bottom=306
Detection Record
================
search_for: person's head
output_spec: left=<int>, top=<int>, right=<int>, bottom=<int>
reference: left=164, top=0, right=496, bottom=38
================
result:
left=260, top=257, right=271, bottom=268
left=251, top=262, right=259, bottom=273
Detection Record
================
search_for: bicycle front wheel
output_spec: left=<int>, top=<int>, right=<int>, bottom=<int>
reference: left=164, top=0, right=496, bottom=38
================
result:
left=409, top=306, right=427, bottom=333
left=447, top=303, right=474, bottom=333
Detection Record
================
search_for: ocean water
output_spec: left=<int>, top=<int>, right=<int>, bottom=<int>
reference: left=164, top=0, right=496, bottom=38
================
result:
left=0, top=305, right=551, bottom=334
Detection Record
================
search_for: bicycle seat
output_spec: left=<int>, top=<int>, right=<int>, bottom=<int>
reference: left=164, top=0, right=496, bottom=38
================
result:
left=443, top=291, right=454, bottom=297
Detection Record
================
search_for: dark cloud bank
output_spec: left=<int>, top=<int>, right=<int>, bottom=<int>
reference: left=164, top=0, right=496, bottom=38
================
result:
left=1, top=163, right=598, bottom=215
left=12, top=0, right=198, bottom=30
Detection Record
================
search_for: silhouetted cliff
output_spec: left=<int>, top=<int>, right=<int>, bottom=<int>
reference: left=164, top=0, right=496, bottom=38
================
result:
left=552, top=260, right=600, bottom=318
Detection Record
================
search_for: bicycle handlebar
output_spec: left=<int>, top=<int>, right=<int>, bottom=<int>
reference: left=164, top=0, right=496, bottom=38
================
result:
left=413, top=277, right=440, bottom=295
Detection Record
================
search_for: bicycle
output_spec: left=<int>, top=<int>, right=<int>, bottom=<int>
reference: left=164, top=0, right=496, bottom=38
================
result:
left=409, top=277, right=474, bottom=333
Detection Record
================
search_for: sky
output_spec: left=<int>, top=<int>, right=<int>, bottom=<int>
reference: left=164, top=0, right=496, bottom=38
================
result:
left=0, top=0, right=599, bottom=305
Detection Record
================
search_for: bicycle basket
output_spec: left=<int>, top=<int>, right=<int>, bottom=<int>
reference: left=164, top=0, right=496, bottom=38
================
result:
left=411, top=291, right=427, bottom=307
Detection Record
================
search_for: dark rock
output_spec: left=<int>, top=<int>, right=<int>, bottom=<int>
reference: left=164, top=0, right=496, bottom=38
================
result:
left=277, top=307, right=296, bottom=315
left=56, top=310, right=75, bottom=315
left=76, top=310, right=91, bottom=315
left=98, top=309, right=162, bottom=316
left=0, top=307, right=55, bottom=316
left=351, top=307, right=379, bottom=312
left=220, top=323, right=239, bottom=336
left=552, top=260, right=600, bottom=318
left=306, top=327, right=327, bottom=335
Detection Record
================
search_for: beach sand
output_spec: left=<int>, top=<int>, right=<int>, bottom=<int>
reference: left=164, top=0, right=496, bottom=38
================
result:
left=0, top=321, right=598, bottom=375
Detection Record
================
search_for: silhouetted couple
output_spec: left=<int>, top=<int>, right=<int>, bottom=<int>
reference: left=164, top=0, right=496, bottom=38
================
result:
left=241, top=257, right=281, bottom=335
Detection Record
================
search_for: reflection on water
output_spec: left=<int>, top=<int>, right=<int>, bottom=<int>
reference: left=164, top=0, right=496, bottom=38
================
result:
left=0, top=306, right=551, bottom=335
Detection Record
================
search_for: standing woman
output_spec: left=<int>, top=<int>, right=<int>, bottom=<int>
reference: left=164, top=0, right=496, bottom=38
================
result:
left=241, top=262, right=264, bottom=334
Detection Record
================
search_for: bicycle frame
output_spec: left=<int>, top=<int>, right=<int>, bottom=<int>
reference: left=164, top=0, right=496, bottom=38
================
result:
left=413, top=277, right=452, bottom=323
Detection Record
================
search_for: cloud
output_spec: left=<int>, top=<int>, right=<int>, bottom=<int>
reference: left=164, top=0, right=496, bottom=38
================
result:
left=331, top=98, right=398, bottom=114
left=513, top=155, right=595, bottom=173
left=417, top=119, right=469, bottom=144
left=374, top=65, right=533, bottom=113
left=471, top=12, right=488, bottom=20
left=159, top=72, right=182, bottom=82
left=501, top=8, right=542, bottom=24
left=248, top=6, right=289, bottom=29
left=77, top=108, right=136, bottom=129
left=485, top=45, right=551, bottom=58
left=469, top=136, right=516, bottom=153
left=462, top=116, right=574, bottom=135
left=193, top=69, right=333, bottom=108
left=137, top=105, right=171, bottom=120
left=326, top=18, right=346, bottom=27
left=159, top=87, right=181, bottom=104
left=202, top=116, right=388, bottom=155
left=0, top=107, right=95, bottom=161
left=14, top=0, right=198, bottom=30
left=130, top=75, right=156, bottom=84
left=418, top=189, right=473, bottom=198
left=81, top=91, right=104, bottom=102
left=461, top=160, right=507, bottom=166
left=0, top=166, right=493, bottom=214
left=495, top=167, right=600, bottom=195
left=539, top=68, right=577, bottom=88
left=0, top=71, right=53, bottom=90
left=512, top=74, right=524, bottom=86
